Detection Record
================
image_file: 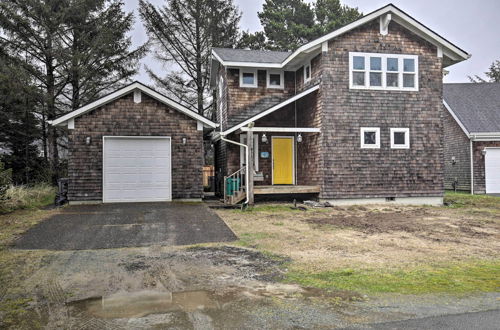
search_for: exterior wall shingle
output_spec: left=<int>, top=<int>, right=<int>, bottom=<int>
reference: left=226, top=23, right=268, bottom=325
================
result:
left=68, top=93, right=203, bottom=201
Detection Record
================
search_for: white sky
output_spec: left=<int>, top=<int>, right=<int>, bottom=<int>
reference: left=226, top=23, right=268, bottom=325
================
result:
left=125, top=0, right=500, bottom=84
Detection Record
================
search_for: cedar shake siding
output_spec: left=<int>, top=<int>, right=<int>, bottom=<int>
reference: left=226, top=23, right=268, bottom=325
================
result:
left=320, top=21, right=444, bottom=199
left=68, top=93, right=203, bottom=201
left=443, top=108, right=471, bottom=191
left=473, top=141, right=500, bottom=194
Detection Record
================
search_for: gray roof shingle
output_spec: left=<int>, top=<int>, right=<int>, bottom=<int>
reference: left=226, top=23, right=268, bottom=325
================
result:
left=213, top=48, right=291, bottom=64
left=443, top=83, right=500, bottom=133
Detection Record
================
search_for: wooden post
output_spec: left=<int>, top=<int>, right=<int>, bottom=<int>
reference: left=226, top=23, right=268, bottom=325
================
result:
left=246, top=129, right=254, bottom=205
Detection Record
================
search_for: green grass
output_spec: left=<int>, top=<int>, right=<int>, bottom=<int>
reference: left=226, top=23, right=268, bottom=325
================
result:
left=444, top=191, right=500, bottom=209
left=0, top=184, right=56, bottom=214
left=234, top=232, right=275, bottom=247
left=284, top=260, right=500, bottom=295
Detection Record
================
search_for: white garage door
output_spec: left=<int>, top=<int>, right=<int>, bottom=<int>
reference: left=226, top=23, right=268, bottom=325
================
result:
left=485, top=148, right=500, bottom=194
left=103, top=137, right=172, bottom=202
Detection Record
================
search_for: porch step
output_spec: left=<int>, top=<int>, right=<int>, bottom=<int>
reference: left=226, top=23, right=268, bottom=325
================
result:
left=227, top=191, right=246, bottom=205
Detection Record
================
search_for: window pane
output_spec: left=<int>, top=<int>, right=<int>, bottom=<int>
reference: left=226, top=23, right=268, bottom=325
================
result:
left=305, top=66, right=311, bottom=79
left=269, top=73, right=281, bottom=86
left=370, top=72, right=382, bottom=86
left=364, top=131, right=377, bottom=145
left=353, top=72, right=365, bottom=86
left=387, top=58, right=398, bottom=71
left=370, top=57, right=381, bottom=70
left=394, top=132, right=406, bottom=145
left=386, top=73, right=399, bottom=87
left=242, top=72, right=255, bottom=85
left=404, top=58, right=415, bottom=72
left=403, top=74, right=415, bottom=88
left=353, top=56, right=365, bottom=70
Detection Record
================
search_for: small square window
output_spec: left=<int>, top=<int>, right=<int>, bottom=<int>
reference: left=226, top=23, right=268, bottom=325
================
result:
left=370, top=72, right=382, bottom=86
left=404, top=58, right=415, bottom=72
left=361, top=127, right=380, bottom=149
left=267, top=71, right=284, bottom=88
left=240, top=70, right=257, bottom=88
left=353, top=56, right=365, bottom=70
left=242, top=73, right=254, bottom=85
left=390, top=128, right=410, bottom=149
left=370, top=57, right=381, bottom=70
left=386, top=73, right=399, bottom=87
left=304, top=62, right=311, bottom=82
left=353, top=72, right=365, bottom=86
left=403, top=74, right=415, bottom=88
left=387, top=58, right=398, bottom=71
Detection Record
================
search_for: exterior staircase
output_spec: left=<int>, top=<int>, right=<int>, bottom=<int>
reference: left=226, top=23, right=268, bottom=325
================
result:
left=224, top=166, right=247, bottom=205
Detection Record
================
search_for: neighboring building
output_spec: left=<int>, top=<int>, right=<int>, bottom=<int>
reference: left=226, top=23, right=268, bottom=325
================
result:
left=50, top=82, right=217, bottom=203
left=443, top=83, right=500, bottom=194
left=211, top=4, right=470, bottom=205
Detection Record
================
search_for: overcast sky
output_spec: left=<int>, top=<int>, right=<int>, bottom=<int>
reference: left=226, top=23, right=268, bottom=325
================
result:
left=125, top=0, right=500, bottom=84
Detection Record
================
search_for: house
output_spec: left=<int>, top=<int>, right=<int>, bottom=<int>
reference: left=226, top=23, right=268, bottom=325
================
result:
left=210, top=4, right=470, bottom=205
left=49, top=82, right=217, bottom=203
left=443, top=82, right=500, bottom=194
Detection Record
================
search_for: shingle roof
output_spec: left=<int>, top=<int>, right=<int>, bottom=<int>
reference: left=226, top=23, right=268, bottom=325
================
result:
left=443, top=83, right=500, bottom=134
left=212, top=48, right=291, bottom=64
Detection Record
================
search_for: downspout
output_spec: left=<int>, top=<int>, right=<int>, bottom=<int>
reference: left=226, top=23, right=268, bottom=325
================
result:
left=470, top=137, right=474, bottom=195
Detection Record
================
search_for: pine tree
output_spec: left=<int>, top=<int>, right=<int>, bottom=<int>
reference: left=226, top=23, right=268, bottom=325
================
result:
left=469, top=60, right=500, bottom=83
left=139, top=0, right=241, bottom=116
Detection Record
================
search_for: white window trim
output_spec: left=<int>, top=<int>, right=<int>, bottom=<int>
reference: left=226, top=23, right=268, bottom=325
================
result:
left=239, top=69, right=258, bottom=88
left=240, top=134, right=259, bottom=171
left=304, top=61, right=312, bottom=83
left=390, top=128, right=410, bottom=149
left=360, top=127, right=381, bottom=149
left=349, top=52, right=418, bottom=91
left=267, top=70, right=284, bottom=89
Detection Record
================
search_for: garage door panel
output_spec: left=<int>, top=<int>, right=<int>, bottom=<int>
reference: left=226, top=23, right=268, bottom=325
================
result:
left=485, top=149, right=500, bottom=194
left=103, top=137, right=172, bottom=202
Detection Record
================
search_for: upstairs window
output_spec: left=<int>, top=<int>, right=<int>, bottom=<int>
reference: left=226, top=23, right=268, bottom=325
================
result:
left=304, top=61, right=311, bottom=83
left=350, top=52, right=418, bottom=91
left=239, top=69, right=257, bottom=88
left=360, top=127, right=380, bottom=149
left=267, top=70, right=284, bottom=89
left=390, top=128, right=410, bottom=149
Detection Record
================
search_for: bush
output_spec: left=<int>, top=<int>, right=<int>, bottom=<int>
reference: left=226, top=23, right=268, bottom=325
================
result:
left=0, top=161, right=12, bottom=200
left=0, top=184, right=55, bottom=214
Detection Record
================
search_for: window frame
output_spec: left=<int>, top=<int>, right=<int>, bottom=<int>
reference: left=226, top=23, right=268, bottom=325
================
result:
left=390, top=128, right=410, bottom=149
left=360, top=127, right=381, bottom=149
left=267, top=70, right=284, bottom=89
left=240, top=134, right=259, bottom=171
left=349, top=52, right=419, bottom=91
left=304, top=61, right=312, bottom=83
left=239, top=69, right=258, bottom=88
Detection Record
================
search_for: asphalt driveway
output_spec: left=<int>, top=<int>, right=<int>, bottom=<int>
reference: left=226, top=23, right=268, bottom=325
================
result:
left=14, top=202, right=237, bottom=250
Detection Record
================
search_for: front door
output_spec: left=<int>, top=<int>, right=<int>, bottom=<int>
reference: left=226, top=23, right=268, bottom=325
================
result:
left=272, top=137, right=294, bottom=184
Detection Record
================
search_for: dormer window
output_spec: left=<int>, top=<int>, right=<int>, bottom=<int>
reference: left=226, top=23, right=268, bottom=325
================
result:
left=304, top=62, right=311, bottom=83
left=239, top=69, right=257, bottom=88
left=267, top=70, right=284, bottom=89
left=349, top=52, right=418, bottom=91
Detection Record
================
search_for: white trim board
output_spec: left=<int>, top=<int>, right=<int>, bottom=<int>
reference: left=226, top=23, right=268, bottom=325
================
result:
left=222, top=84, right=320, bottom=136
left=443, top=100, right=470, bottom=137
left=212, top=4, right=469, bottom=70
left=240, top=127, right=320, bottom=133
left=49, top=82, right=217, bottom=129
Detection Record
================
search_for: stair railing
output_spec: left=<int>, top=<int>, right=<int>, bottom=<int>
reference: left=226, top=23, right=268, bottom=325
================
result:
left=224, top=166, right=246, bottom=204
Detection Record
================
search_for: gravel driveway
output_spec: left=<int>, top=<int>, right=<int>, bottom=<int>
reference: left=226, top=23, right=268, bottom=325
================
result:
left=14, top=202, right=236, bottom=250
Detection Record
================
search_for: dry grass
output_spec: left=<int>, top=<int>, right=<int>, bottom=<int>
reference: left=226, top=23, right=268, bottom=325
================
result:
left=0, top=184, right=55, bottom=214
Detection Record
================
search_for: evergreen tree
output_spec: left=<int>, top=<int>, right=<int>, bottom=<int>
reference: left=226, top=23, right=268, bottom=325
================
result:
left=470, top=60, right=500, bottom=83
left=139, top=0, right=241, bottom=115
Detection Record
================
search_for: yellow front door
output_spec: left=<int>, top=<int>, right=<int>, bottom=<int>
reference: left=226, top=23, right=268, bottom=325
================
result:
left=272, top=137, right=294, bottom=184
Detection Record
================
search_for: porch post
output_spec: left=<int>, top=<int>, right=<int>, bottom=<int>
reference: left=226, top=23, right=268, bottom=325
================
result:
left=246, top=128, right=254, bottom=205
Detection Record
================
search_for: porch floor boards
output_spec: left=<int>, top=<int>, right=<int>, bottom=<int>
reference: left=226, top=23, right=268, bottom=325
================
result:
left=254, top=185, right=320, bottom=195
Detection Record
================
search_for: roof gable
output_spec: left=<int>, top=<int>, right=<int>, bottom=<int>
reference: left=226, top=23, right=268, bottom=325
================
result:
left=444, top=83, right=500, bottom=134
left=50, top=82, right=217, bottom=128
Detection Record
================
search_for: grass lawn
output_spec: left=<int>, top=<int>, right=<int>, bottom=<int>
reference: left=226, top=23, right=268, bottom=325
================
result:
left=217, top=192, right=500, bottom=295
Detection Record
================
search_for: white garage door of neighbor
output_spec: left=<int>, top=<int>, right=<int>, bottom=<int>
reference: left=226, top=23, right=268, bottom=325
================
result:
left=485, top=148, right=500, bottom=194
left=103, top=137, right=172, bottom=203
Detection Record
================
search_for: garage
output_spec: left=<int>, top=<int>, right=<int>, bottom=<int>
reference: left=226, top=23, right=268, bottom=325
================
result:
left=103, top=137, right=172, bottom=203
left=485, top=148, right=500, bottom=194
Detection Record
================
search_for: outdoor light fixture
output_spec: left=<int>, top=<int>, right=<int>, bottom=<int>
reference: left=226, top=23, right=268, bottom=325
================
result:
left=297, top=133, right=303, bottom=143
left=85, top=136, right=91, bottom=145
left=451, top=156, right=456, bottom=165
left=482, top=149, right=487, bottom=156
left=261, top=133, right=268, bottom=144
left=182, top=137, right=187, bottom=145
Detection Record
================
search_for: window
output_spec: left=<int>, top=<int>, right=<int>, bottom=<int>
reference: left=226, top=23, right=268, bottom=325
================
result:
left=349, top=52, right=418, bottom=91
left=239, top=69, right=257, bottom=88
left=240, top=134, right=259, bottom=171
left=360, top=127, right=380, bottom=149
left=304, top=61, right=311, bottom=83
left=390, top=128, right=410, bottom=149
left=267, top=70, right=284, bottom=89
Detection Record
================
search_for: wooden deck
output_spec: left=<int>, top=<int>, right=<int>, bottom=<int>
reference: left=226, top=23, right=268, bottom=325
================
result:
left=254, top=185, right=321, bottom=195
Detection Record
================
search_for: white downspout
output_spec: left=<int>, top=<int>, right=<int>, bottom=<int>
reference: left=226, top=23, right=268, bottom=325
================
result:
left=220, top=134, right=250, bottom=205
left=470, top=138, right=474, bottom=195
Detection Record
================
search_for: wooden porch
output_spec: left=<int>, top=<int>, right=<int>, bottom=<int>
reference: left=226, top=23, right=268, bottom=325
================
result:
left=254, top=185, right=320, bottom=195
